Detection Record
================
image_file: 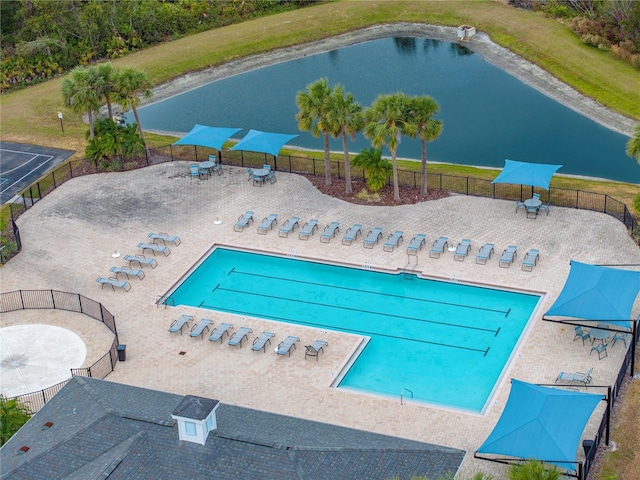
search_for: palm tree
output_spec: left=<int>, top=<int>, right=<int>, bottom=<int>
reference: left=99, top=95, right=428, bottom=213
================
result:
left=626, top=123, right=640, bottom=164
left=363, top=92, right=413, bottom=201
left=61, top=66, right=101, bottom=140
left=114, top=66, right=152, bottom=150
left=325, top=84, right=363, bottom=194
left=406, top=95, right=443, bottom=195
left=351, top=147, right=391, bottom=193
left=295, top=77, right=334, bottom=186
left=95, top=62, right=117, bottom=120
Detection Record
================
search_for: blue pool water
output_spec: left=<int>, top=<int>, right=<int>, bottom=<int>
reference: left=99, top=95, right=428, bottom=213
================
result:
left=166, top=248, right=541, bottom=412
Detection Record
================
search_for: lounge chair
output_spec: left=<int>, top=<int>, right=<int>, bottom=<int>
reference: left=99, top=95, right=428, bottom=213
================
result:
left=515, top=199, right=526, bottom=214
left=407, top=234, right=426, bottom=255
left=228, top=327, right=253, bottom=347
left=555, top=367, right=593, bottom=385
left=573, top=326, right=591, bottom=345
left=342, top=224, right=362, bottom=245
left=298, top=219, right=319, bottom=240
left=124, top=254, right=157, bottom=269
left=429, top=237, right=448, bottom=258
left=138, top=242, right=170, bottom=257
left=275, top=335, right=299, bottom=357
left=522, top=249, right=540, bottom=271
left=278, top=217, right=300, bottom=238
left=590, top=342, right=608, bottom=360
left=168, top=314, right=194, bottom=335
left=453, top=239, right=471, bottom=261
left=363, top=227, right=383, bottom=248
left=305, top=340, right=328, bottom=361
left=189, top=318, right=213, bottom=339
left=383, top=231, right=404, bottom=252
left=209, top=322, right=233, bottom=343
left=251, top=332, right=275, bottom=353
left=499, top=245, right=517, bottom=268
left=257, top=214, right=278, bottom=234
left=476, top=243, right=494, bottom=264
left=148, top=232, right=181, bottom=246
left=234, top=211, right=254, bottom=232
left=320, top=222, right=339, bottom=243
left=97, top=277, right=131, bottom=292
left=110, top=266, right=145, bottom=280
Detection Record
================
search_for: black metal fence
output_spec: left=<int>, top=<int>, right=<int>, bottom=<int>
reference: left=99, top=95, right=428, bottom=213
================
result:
left=1, top=145, right=637, bottom=264
left=1, top=290, right=119, bottom=413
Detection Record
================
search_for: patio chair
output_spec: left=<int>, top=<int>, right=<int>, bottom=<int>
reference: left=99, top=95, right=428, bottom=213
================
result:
left=363, top=227, right=383, bottom=248
left=555, top=367, right=593, bottom=385
left=228, top=327, right=253, bottom=347
left=342, top=224, right=362, bottom=245
left=573, top=326, right=591, bottom=346
left=278, top=217, right=300, bottom=238
left=275, top=335, right=300, bottom=357
left=538, top=200, right=551, bottom=215
left=590, top=342, right=608, bottom=360
left=190, top=164, right=207, bottom=180
left=257, top=214, right=278, bottom=234
left=234, top=211, right=254, bottom=232
left=320, top=222, right=340, bottom=243
left=124, top=254, right=157, bottom=269
left=209, top=322, right=233, bottom=343
left=263, top=164, right=271, bottom=170
left=383, top=231, right=404, bottom=252
left=246, top=168, right=253, bottom=181
left=453, top=239, right=471, bottom=261
left=251, top=332, right=275, bottom=353
left=304, top=340, right=328, bottom=361
left=252, top=173, right=265, bottom=187
left=266, top=169, right=276, bottom=183
left=407, top=234, right=426, bottom=255
left=499, top=245, right=517, bottom=268
left=522, top=249, right=540, bottom=271
left=97, top=277, right=131, bottom=292
left=515, top=199, right=526, bottom=214
left=169, top=314, right=194, bottom=335
left=298, top=219, right=319, bottom=240
left=612, top=332, right=629, bottom=348
left=189, top=318, right=213, bottom=339
left=532, top=193, right=541, bottom=200
left=110, top=266, right=145, bottom=280
left=138, top=242, right=170, bottom=257
left=526, top=205, right=538, bottom=219
left=211, top=163, right=223, bottom=176
left=148, top=232, right=181, bottom=246
left=476, top=243, right=494, bottom=264
left=429, top=236, right=448, bottom=258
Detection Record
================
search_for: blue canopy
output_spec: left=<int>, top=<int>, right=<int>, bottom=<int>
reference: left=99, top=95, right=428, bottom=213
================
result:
left=173, top=124, right=242, bottom=150
left=545, top=261, right=640, bottom=329
left=229, top=129, right=298, bottom=157
left=491, top=159, right=563, bottom=190
left=477, top=379, right=602, bottom=471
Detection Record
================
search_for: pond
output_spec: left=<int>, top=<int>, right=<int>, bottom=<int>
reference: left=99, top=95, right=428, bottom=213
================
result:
left=130, top=36, right=639, bottom=183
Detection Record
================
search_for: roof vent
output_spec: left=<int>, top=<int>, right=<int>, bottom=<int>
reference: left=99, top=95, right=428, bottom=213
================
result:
left=18, top=446, right=29, bottom=454
left=42, top=421, right=54, bottom=430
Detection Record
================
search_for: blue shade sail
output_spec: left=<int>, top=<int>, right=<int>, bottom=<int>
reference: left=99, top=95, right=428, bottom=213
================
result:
left=229, top=129, right=298, bottom=157
left=173, top=124, right=242, bottom=150
left=491, top=159, right=562, bottom=190
left=477, top=379, right=603, bottom=471
left=545, top=261, right=640, bottom=328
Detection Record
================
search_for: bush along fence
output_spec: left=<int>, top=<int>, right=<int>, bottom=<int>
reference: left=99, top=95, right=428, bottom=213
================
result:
left=0, top=290, right=120, bottom=413
left=1, top=145, right=637, bottom=264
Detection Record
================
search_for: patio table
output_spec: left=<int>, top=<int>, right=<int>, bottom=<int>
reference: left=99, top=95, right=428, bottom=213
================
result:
left=590, top=328, right=610, bottom=345
left=199, top=161, right=216, bottom=174
left=524, top=198, right=542, bottom=208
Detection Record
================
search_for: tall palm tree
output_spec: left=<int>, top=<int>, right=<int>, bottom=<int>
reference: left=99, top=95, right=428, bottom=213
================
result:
left=325, top=84, right=363, bottom=194
left=114, top=66, right=152, bottom=150
left=61, top=66, right=101, bottom=140
left=295, top=77, right=334, bottom=186
left=406, top=95, right=443, bottom=195
left=95, top=62, right=117, bottom=120
left=363, top=92, right=413, bottom=201
left=626, top=123, right=640, bottom=164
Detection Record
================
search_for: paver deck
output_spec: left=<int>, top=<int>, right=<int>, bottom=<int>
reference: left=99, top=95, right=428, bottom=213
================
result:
left=1, top=163, right=638, bottom=478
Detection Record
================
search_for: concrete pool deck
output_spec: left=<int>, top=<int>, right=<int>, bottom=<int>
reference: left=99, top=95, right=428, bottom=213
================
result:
left=1, top=163, right=639, bottom=478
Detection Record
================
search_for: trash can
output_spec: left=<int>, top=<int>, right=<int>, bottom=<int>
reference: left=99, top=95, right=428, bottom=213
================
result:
left=116, top=344, right=126, bottom=362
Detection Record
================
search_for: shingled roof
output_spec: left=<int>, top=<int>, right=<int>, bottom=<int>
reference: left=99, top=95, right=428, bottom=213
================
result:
left=1, top=377, right=465, bottom=480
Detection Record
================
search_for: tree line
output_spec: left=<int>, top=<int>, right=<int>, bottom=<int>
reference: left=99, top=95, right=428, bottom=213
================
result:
left=1, top=0, right=314, bottom=92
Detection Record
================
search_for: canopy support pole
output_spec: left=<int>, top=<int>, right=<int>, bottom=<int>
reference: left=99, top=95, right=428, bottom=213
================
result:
left=606, top=386, right=611, bottom=445
left=632, top=321, right=637, bottom=377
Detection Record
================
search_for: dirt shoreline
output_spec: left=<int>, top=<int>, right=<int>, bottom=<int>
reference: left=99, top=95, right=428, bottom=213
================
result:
left=147, top=23, right=635, bottom=138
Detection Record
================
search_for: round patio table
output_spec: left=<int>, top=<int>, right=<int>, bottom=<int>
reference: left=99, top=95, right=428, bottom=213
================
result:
left=524, top=198, right=542, bottom=208
left=590, top=328, right=610, bottom=344
left=198, top=160, right=215, bottom=173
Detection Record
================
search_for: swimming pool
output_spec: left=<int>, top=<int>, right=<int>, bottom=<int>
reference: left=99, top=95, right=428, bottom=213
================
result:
left=165, top=247, right=541, bottom=412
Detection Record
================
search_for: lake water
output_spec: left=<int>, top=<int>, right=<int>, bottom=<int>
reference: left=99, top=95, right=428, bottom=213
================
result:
left=130, top=37, right=639, bottom=183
